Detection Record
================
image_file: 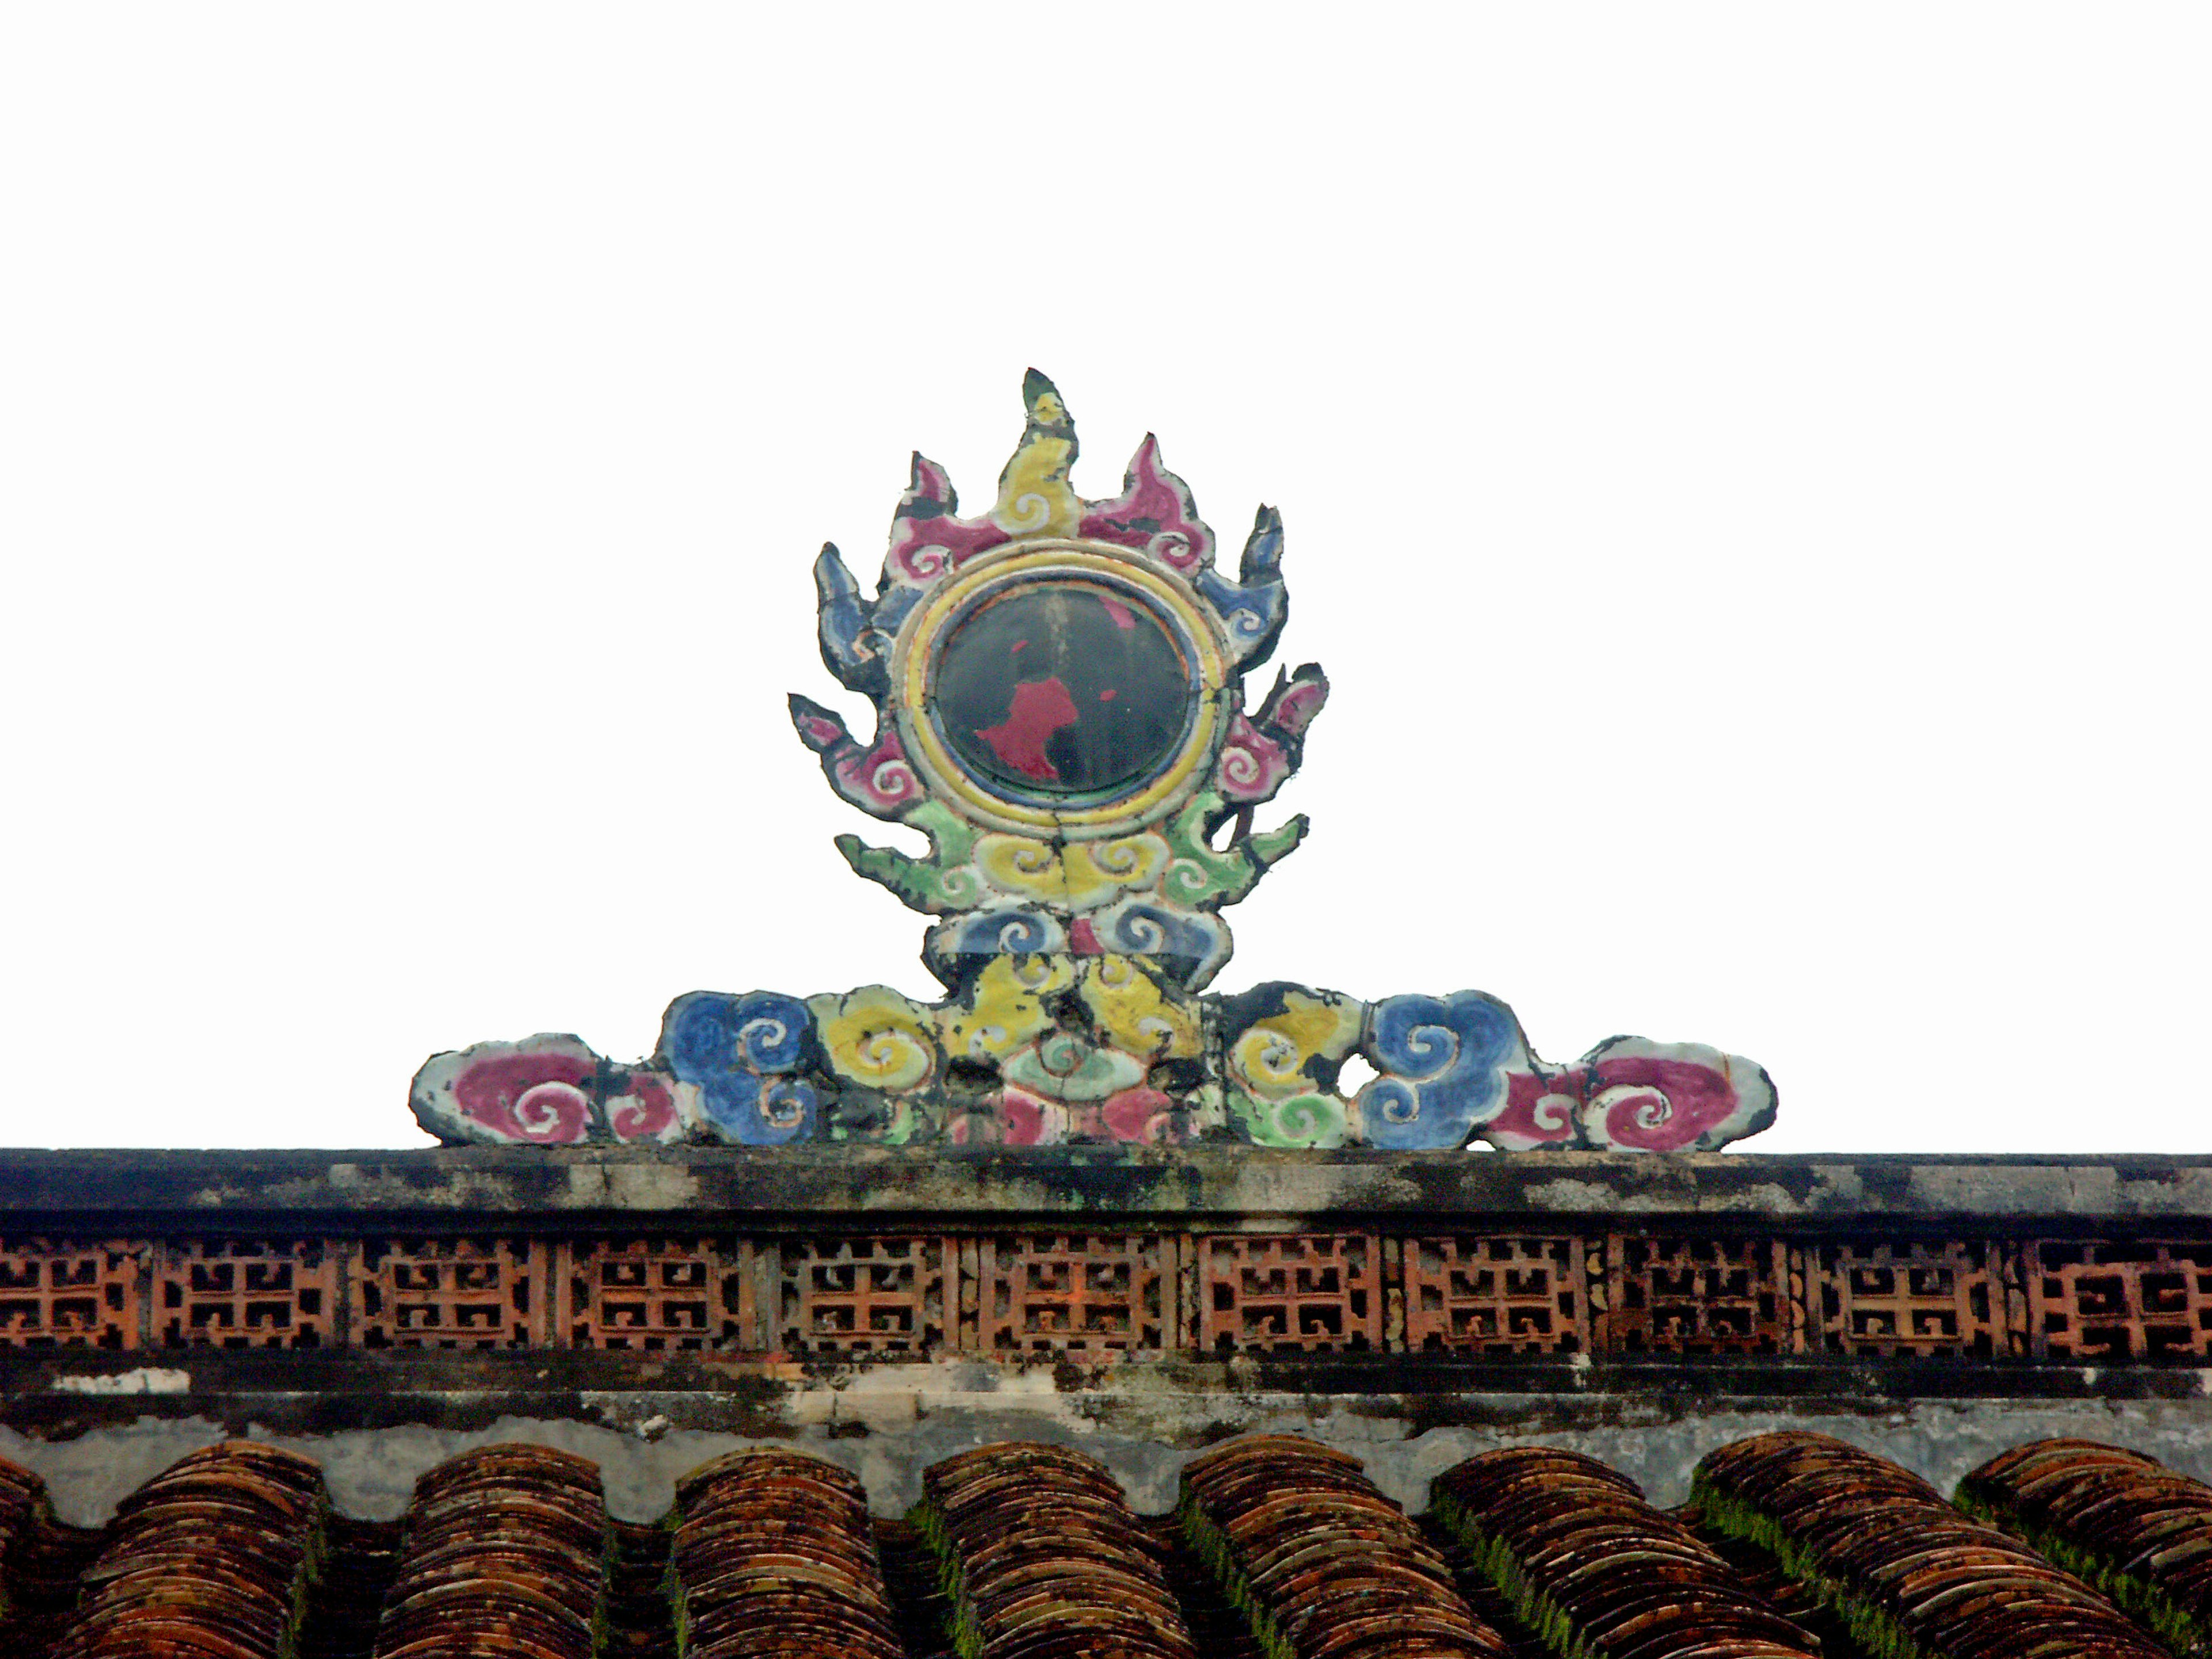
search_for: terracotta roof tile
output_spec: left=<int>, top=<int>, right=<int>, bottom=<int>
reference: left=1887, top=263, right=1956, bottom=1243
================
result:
left=54, top=1440, right=327, bottom=1658
left=371, top=1443, right=607, bottom=1659
left=671, top=1448, right=899, bottom=1659
left=919, top=1441, right=1196, bottom=1659
left=1690, top=1431, right=2166, bottom=1659
left=1179, top=1434, right=1510, bottom=1659
left=1958, top=1437, right=2212, bottom=1653
left=8, top=1433, right=2212, bottom=1659
left=1432, top=1446, right=1817, bottom=1659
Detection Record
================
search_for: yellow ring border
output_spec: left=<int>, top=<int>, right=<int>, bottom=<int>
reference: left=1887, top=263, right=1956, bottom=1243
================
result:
left=892, top=539, right=1229, bottom=838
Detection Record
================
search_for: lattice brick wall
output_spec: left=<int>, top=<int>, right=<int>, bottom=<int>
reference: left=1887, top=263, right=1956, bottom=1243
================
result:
left=779, top=1236, right=952, bottom=1354
left=155, top=1239, right=339, bottom=1349
left=1598, top=1235, right=1798, bottom=1355
left=9, top=1228, right=2212, bottom=1360
left=562, top=1237, right=753, bottom=1351
left=976, top=1233, right=1173, bottom=1355
left=1811, top=1240, right=2024, bottom=1358
left=2031, top=1240, right=2212, bottom=1359
left=1191, top=1233, right=1384, bottom=1353
left=352, top=1237, right=554, bottom=1349
left=0, top=1238, right=142, bottom=1349
left=1402, top=1235, right=1589, bottom=1354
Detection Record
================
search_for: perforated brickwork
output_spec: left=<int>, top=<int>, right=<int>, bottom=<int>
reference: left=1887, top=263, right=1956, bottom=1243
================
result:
left=1810, top=1240, right=2022, bottom=1357
left=976, top=1233, right=1173, bottom=1354
left=1599, top=1235, right=1797, bottom=1354
left=155, top=1240, right=339, bottom=1348
left=779, top=1235, right=949, bottom=1354
left=2031, top=1240, right=2212, bottom=1359
left=1402, top=1235, right=1588, bottom=1353
left=0, top=1238, right=142, bottom=1348
left=20, top=1225, right=2212, bottom=1363
left=564, top=1237, right=752, bottom=1350
left=1194, top=1233, right=1383, bottom=1353
left=351, top=1237, right=551, bottom=1349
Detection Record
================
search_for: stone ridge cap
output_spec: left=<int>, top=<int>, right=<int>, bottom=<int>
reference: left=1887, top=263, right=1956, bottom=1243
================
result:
left=3, top=1146, right=2212, bottom=1221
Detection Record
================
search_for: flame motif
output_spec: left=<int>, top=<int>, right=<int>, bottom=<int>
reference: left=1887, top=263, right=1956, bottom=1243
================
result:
left=400, top=376, right=1780, bottom=1157
left=793, top=372, right=1326, bottom=991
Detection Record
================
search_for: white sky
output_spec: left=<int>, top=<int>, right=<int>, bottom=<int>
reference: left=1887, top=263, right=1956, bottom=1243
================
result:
left=2, top=7, right=2206, bottom=1152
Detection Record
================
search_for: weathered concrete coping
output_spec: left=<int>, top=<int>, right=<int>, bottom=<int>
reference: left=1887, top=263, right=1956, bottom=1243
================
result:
left=3, top=1148, right=2211, bottom=1226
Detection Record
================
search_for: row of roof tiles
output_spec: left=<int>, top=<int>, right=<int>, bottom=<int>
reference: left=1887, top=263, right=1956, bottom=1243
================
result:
left=4, top=1431, right=2211, bottom=1658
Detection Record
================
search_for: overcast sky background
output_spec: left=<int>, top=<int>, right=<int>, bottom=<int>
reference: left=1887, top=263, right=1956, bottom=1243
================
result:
left=2, top=8, right=2206, bottom=1152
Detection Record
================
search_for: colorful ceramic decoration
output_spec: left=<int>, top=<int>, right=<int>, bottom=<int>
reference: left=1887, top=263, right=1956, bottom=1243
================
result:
left=411, top=376, right=1776, bottom=1152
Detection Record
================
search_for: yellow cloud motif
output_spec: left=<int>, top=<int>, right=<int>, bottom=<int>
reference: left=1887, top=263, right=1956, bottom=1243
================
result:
left=974, top=836, right=1064, bottom=904
left=1062, top=835, right=1170, bottom=909
left=1230, top=990, right=1363, bottom=1101
left=971, top=832, right=1171, bottom=912
left=938, top=955, right=1073, bottom=1062
left=807, top=985, right=937, bottom=1093
left=1081, top=955, right=1203, bottom=1062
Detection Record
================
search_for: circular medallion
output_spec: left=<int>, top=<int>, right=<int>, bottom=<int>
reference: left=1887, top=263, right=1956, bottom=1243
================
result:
left=894, top=541, right=1228, bottom=835
left=934, top=579, right=1192, bottom=801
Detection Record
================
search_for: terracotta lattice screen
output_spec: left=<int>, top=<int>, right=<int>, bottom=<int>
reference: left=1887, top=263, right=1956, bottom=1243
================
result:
left=1, top=1229, right=2201, bottom=1359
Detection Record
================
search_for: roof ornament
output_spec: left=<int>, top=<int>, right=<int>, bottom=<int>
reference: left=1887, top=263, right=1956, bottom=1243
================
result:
left=411, top=376, right=1775, bottom=1152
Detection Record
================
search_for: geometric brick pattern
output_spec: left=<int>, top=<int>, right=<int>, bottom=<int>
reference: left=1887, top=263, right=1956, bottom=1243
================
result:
left=1402, top=1234, right=1588, bottom=1353
left=1812, top=1239, right=2024, bottom=1358
left=779, top=1235, right=950, bottom=1355
left=563, top=1236, right=751, bottom=1351
left=0, top=1238, right=143, bottom=1349
left=976, top=1233, right=1174, bottom=1355
left=351, top=1236, right=554, bottom=1349
left=22, top=1228, right=2212, bottom=1360
left=2030, top=1238, right=2212, bottom=1359
left=1192, top=1233, right=1383, bottom=1353
left=154, top=1238, right=339, bottom=1349
left=1598, top=1234, right=1797, bottom=1354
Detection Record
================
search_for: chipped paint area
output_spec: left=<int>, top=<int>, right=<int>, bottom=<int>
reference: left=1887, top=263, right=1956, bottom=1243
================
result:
left=51, top=1368, right=191, bottom=1396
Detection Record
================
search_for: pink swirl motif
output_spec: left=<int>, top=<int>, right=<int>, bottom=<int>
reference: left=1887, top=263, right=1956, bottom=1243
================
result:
left=1217, top=712, right=1291, bottom=804
left=885, top=453, right=1010, bottom=585
left=605, top=1073, right=680, bottom=1142
left=1078, top=436, right=1214, bottom=572
left=1100, top=1086, right=1177, bottom=1144
left=1481, top=1039, right=1777, bottom=1152
left=835, top=725, right=922, bottom=813
left=452, top=1050, right=594, bottom=1145
left=1215, top=665, right=1328, bottom=806
left=1485, top=1070, right=1581, bottom=1149
left=1580, top=1040, right=1774, bottom=1152
left=1265, top=671, right=1327, bottom=738
left=789, top=696, right=923, bottom=821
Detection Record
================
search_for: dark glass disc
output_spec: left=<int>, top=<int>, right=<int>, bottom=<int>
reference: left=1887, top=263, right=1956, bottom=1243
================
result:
left=930, top=580, right=1194, bottom=802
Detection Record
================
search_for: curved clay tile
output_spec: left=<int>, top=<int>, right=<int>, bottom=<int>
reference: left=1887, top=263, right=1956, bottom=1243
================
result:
left=1959, top=1437, right=2212, bottom=1656
left=1179, top=1434, right=1511, bottom=1659
left=1431, top=1445, right=1820, bottom=1659
left=370, top=1442, right=607, bottom=1659
left=670, top=1446, right=900, bottom=1659
left=919, top=1440, right=1196, bottom=1659
left=1690, top=1431, right=2167, bottom=1659
left=54, top=1440, right=327, bottom=1659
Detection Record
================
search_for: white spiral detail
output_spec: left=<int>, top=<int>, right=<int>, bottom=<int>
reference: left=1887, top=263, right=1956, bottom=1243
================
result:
left=1005, top=492, right=1052, bottom=532
left=1589, top=1082, right=1672, bottom=1131
left=512, top=1081, right=589, bottom=1137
